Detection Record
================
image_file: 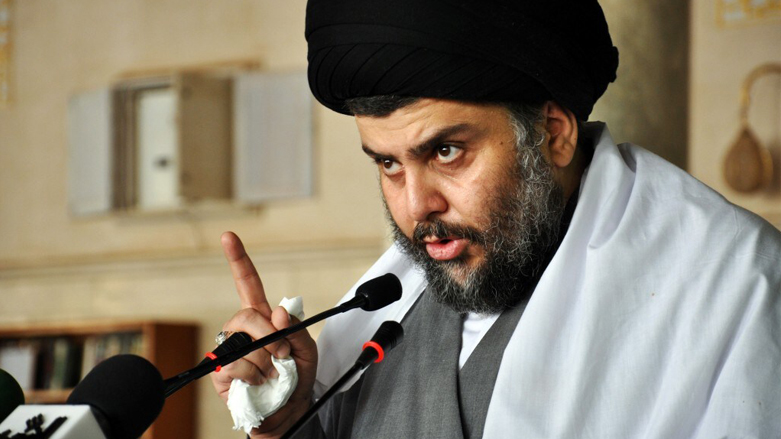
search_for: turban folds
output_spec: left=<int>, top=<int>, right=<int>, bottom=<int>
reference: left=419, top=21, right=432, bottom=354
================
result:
left=305, top=0, right=619, bottom=121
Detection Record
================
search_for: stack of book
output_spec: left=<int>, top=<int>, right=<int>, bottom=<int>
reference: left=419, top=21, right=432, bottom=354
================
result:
left=0, top=332, right=144, bottom=392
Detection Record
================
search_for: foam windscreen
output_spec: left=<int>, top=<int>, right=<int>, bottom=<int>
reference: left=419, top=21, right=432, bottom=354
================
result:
left=0, top=368, right=24, bottom=422
left=68, top=354, right=165, bottom=439
left=355, top=273, right=402, bottom=311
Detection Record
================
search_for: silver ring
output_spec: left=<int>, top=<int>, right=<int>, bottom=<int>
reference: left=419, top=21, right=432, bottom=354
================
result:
left=215, top=330, right=233, bottom=346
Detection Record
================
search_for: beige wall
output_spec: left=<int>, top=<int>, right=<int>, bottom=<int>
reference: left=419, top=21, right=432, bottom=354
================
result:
left=0, top=1, right=387, bottom=438
left=690, top=0, right=781, bottom=227
left=1, top=0, right=779, bottom=438
left=592, top=0, right=690, bottom=169
left=0, top=0, right=389, bottom=266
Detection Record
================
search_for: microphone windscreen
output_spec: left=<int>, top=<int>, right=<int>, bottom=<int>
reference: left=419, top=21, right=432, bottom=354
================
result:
left=0, top=368, right=24, bottom=422
left=67, top=354, right=165, bottom=439
left=371, top=321, right=404, bottom=352
left=355, top=273, right=402, bottom=311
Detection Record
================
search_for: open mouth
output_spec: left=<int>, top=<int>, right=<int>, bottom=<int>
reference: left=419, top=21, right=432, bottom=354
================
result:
left=424, top=237, right=468, bottom=261
left=422, top=235, right=458, bottom=245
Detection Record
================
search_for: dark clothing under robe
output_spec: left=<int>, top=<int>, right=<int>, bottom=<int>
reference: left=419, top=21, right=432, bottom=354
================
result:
left=291, top=291, right=526, bottom=439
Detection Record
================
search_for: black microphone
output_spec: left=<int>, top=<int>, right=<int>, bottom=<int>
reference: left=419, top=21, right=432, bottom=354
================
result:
left=67, top=355, right=165, bottom=439
left=352, top=273, right=404, bottom=311
left=163, top=273, right=403, bottom=397
left=354, top=320, right=404, bottom=368
left=280, top=321, right=404, bottom=439
left=0, top=368, right=24, bottom=423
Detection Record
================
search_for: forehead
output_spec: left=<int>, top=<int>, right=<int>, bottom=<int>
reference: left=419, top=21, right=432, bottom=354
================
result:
left=355, top=98, right=513, bottom=153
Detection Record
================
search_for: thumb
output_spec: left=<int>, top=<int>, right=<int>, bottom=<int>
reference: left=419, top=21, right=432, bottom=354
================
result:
left=269, top=306, right=317, bottom=364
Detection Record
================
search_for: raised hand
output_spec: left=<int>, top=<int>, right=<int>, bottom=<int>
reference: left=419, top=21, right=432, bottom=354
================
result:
left=211, top=231, right=318, bottom=438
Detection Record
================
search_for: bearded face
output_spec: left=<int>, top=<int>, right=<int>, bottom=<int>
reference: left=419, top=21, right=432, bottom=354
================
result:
left=356, top=98, right=569, bottom=315
left=388, top=121, right=565, bottom=314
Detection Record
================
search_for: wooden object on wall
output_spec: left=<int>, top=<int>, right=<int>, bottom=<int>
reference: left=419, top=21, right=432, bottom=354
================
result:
left=0, top=321, right=198, bottom=439
left=724, top=126, right=773, bottom=192
left=723, top=63, right=780, bottom=193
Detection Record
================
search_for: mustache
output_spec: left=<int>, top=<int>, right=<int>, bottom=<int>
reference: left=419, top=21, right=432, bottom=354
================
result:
left=411, top=219, right=487, bottom=247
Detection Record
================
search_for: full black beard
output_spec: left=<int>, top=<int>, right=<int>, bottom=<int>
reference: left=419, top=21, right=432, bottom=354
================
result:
left=388, top=141, right=566, bottom=315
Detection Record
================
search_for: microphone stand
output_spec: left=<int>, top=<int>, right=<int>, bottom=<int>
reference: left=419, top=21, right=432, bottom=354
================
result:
left=279, top=363, right=362, bottom=439
left=280, top=320, right=404, bottom=439
left=163, top=294, right=370, bottom=398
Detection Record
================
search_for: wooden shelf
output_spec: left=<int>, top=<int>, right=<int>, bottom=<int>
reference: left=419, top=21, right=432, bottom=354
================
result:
left=0, top=320, right=198, bottom=439
left=24, top=389, right=71, bottom=404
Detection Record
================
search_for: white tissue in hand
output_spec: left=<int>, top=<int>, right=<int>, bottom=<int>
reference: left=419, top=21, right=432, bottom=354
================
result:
left=226, top=296, right=304, bottom=434
left=279, top=296, right=305, bottom=320
left=227, top=356, right=299, bottom=434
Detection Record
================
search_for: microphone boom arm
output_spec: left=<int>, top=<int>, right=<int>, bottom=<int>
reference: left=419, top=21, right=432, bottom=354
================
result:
left=163, top=295, right=367, bottom=398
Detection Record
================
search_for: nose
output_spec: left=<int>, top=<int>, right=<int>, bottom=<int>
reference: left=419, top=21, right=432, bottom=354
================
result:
left=404, top=170, right=447, bottom=222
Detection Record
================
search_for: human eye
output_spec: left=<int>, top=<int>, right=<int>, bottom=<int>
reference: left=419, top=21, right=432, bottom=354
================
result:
left=435, top=145, right=462, bottom=164
left=377, top=158, right=402, bottom=176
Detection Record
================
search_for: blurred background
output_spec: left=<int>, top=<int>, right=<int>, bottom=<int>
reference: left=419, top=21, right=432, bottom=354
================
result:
left=0, top=1, right=778, bottom=438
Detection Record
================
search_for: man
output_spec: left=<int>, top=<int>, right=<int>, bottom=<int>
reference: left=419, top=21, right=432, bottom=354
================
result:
left=212, top=0, right=781, bottom=438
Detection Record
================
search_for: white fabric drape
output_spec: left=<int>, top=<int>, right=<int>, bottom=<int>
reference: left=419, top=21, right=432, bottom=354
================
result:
left=315, top=123, right=781, bottom=438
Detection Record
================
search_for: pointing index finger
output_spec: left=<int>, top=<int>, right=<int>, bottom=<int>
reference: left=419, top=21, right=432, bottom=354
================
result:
left=221, top=231, right=273, bottom=318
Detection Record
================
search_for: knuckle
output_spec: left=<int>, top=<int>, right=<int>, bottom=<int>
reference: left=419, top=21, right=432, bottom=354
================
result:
left=229, top=308, right=260, bottom=328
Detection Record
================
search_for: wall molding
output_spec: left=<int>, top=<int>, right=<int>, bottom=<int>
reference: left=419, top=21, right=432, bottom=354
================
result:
left=0, top=241, right=387, bottom=280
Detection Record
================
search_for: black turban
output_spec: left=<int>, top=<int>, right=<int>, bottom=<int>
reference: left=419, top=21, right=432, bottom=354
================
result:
left=305, top=0, right=619, bottom=121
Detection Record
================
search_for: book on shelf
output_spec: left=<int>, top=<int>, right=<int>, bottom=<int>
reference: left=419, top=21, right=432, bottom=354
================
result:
left=50, top=338, right=82, bottom=390
left=33, top=338, right=83, bottom=391
left=0, top=342, right=37, bottom=391
left=80, top=332, right=143, bottom=380
left=0, top=332, right=143, bottom=392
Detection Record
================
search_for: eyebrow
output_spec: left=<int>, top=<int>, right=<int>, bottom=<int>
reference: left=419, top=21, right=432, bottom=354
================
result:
left=362, top=123, right=473, bottom=161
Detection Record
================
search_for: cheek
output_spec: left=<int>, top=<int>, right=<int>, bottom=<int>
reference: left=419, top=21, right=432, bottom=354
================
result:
left=449, top=174, right=510, bottom=230
left=440, top=177, right=498, bottom=227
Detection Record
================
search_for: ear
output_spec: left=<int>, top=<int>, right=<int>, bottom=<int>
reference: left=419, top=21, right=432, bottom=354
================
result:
left=543, top=101, right=579, bottom=169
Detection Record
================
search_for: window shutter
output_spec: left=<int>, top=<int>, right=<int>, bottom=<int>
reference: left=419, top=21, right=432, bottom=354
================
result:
left=67, top=88, right=113, bottom=216
left=233, top=71, right=313, bottom=204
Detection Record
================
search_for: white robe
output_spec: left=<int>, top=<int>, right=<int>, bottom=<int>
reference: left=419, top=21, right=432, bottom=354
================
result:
left=315, top=123, right=781, bottom=438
